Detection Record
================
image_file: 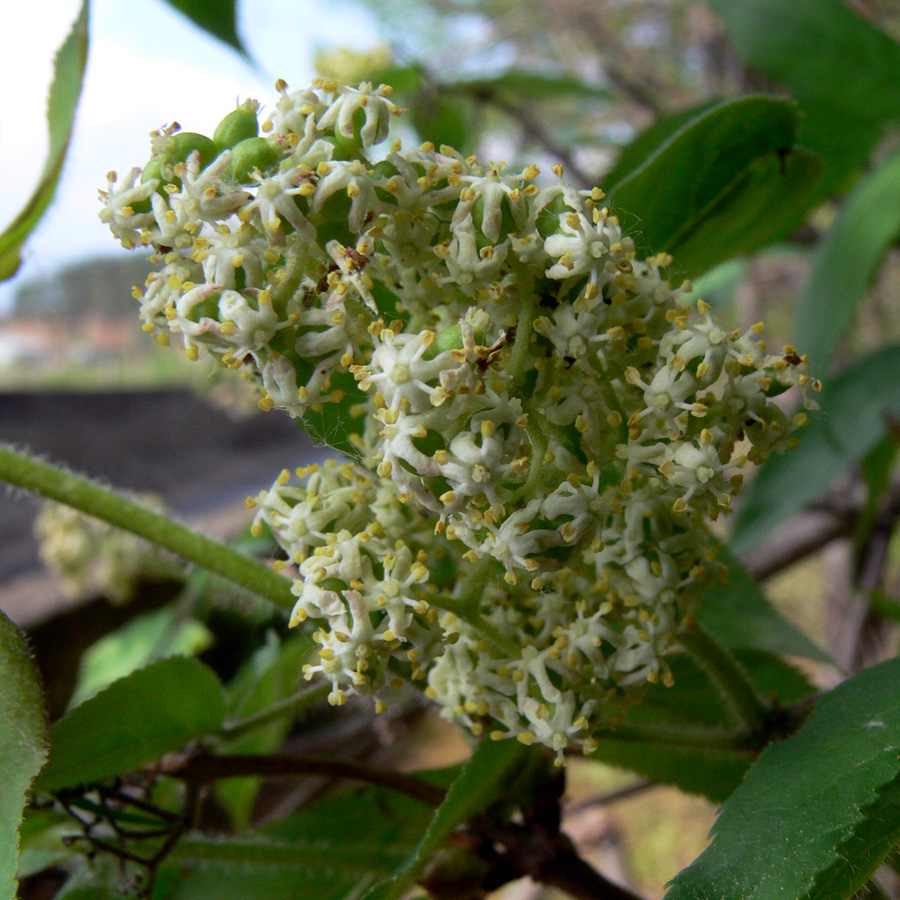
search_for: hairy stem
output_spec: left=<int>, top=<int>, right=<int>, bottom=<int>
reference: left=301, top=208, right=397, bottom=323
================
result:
left=0, top=444, right=296, bottom=611
left=160, top=752, right=446, bottom=807
left=422, top=557, right=521, bottom=657
left=507, top=267, right=538, bottom=385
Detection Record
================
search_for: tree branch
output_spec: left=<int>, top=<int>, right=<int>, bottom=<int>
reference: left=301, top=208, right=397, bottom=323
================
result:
left=159, top=752, right=447, bottom=808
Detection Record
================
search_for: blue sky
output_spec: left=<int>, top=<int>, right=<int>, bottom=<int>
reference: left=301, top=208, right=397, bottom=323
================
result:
left=0, top=0, right=381, bottom=315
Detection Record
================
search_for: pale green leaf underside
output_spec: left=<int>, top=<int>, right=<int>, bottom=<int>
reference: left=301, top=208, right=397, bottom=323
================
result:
left=0, top=0, right=88, bottom=282
left=0, top=611, right=50, bottom=900
left=795, top=149, right=900, bottom=373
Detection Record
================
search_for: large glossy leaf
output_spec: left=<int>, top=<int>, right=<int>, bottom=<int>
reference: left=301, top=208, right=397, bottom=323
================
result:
left=0, top=611, right=49, bottom=900
left=591, top=649, right=815, bottom=802
left=0, top=1, right=88, bottom=282
left=705, top=0, right=900, bottom=191
left=34, top=657, right=225, bottom=793
left=665, top=657, right=900, bottom=900
left=362, top=740, right=529, bottom=900
left=608, top=96, right=821, bottom=277
left=731, top=344, right=900, bottom=554
left=795, top=150, right=900, bottom=373
left=698, top=544, right=830, bottom=662
left=159, top=0, right=245, bottom=56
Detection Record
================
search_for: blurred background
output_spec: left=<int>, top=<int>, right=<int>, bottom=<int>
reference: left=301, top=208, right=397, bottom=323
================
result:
left=5, top=2, right=900, bottom=896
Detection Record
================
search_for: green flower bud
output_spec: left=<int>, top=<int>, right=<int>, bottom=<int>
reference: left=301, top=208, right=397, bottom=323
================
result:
left=429, top=321, right=487, bottom=356
left=132, top=156, right=168, bottom=212
left=133, top=133, right=217, bottom=211
left=170, top=132, right=218, bottom=168
left=227, top=137, right=280, bottom=183
left=213, top=100, right=260, bottom=152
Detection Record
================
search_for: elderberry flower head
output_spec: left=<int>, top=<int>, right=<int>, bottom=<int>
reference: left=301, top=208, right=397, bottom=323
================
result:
left=102, top=78, right=819, bottom=759
left=35, top=496, right=182, bottom=603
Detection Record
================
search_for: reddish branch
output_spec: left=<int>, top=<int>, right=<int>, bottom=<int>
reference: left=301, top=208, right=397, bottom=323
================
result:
left=159, top=751, right=447, bottom=807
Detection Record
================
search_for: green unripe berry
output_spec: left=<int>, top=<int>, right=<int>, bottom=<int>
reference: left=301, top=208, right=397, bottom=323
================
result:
left=134, top=133, right=216, bottom=211
left=432, top=323, right=463, bottom=355
left=213, top=101, right=260, bottom=152
left=133, top=156, right=168, bottom=212
left=319, top=577, right=349, bottom=595
left=227, top=137, right=280, bottom=183
left=170, top=132, right=217, bottom=169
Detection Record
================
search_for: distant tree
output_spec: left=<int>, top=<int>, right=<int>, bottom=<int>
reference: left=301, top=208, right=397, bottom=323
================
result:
left=13, top=254, right=153, bottom=321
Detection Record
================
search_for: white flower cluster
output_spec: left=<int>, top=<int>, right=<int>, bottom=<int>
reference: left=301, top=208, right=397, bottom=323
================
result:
left=35, top=497, right=181, bottom=603
left=102, top=79, right=819, bottom=757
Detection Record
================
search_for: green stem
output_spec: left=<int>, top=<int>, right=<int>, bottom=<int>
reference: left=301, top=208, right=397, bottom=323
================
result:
left=679, top=626, right=771, bottom=734
left=512, top=404, right=549, bottom=503
left=420, top=558, right=521, bottom=657
left=466, top=613, right=521, bottom=657
left=598, top=719, right=758, bottom=753
left=170, top=836, right=401, bottom=875
left=507, top=266, right=538, bottom=385
left=0, top=444, right=296, bottom=612
left=443, top=555, right=495, bottom=614
left=221, top=683, right=330, bottom=739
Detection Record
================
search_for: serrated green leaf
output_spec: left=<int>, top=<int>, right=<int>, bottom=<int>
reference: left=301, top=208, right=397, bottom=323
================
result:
left=591, top=649, right=815, bottom=802
left=795, top=150, right=900, bottom=373
left=604, top=100, right=719, bottom=190
left=855, top=432, right=899, bottom=550
left=410, top=96, right=470, bottom=154
left=668, top=147, right=822, bottom=278
left=665, top=657, right=900, bottom=900
left=608, top=96, right=821, bottom=277
left=362, top=740, right=529, bottom=900
left=731, top=344, right=900, bottom=554
left=69, top=608, right=213, bottom=709
left=35, top=657, right=225, bottom=793
left=159, top=0, right=245, bottom=56
left=705, top=0, right=900, bottom=191
left=161, top=768, right=457, bottom=900
left=0, top=611, right=49, bottom=900
left=17, top=807, right=72, bottom=880
left=0, top=1, right=88, bottom=282
left=698, top=544, right=830, bottom=662
left=457, top=71, right=610, bottom=101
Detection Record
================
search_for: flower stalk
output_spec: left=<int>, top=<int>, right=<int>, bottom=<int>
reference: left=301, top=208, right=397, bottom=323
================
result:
left=0, top=444, right=295, bottom=611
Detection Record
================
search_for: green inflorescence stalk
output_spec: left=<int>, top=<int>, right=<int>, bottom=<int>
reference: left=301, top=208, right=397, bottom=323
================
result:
left=0, top=444, right=296, bottom=612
